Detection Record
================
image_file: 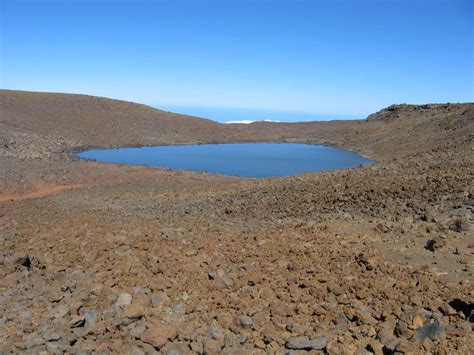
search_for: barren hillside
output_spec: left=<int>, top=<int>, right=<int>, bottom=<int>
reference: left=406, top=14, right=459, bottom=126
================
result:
left=0, top=90, right=472, bottom=353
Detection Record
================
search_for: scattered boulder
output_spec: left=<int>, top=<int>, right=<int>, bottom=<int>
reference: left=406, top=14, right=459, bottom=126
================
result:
left=448, top=299, right=474, bottom=321
left=356, top=252, right=377, bottom=270
left=425, top=236, right=447, bottom=252
left=208, top=269, right=234, bottom=289
left=414, top=321, right=444, bottom=341
left=285, top=336, right=328, bottom=350
left=69, top=315, right=85, bottom=328
left=83, top=309, right=97, bottom=330
left=204, top=338, right=223, bottom=353
left=140, top=324, right=178, bottom=350
left=234, top=315, right=253, bottom=329
left=449, top=216, right=471, bottom=232
left=15, top=254, right=31, bottom=269
left=123, top=303, right=145, bottom=319
left=115, top=293, right=133, bottom=308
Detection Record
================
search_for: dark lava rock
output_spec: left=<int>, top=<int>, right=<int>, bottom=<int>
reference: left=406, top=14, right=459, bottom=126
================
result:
left=448, top=299, right=474, bottom=321
left=425, top=236, right=447, bottom=252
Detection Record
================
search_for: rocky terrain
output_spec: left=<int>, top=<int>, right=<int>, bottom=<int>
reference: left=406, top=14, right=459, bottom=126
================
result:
left=0, top=90, right=473, bottom=353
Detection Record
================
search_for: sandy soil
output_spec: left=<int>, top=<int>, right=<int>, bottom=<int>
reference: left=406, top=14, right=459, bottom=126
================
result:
left=0, top=90, right=473, bottom=354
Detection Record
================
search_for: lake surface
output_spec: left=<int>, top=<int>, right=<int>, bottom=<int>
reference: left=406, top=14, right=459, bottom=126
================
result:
left=77, top=143, right=372, bottom=178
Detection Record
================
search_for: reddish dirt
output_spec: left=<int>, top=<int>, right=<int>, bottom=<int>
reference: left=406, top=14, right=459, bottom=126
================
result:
left=0, top=183, right=83, bottom=202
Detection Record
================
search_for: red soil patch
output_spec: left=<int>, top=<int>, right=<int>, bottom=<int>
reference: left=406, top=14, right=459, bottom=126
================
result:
left=0, top=183, right=83, bottom=202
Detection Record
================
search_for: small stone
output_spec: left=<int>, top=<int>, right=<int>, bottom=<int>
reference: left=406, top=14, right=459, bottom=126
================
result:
left=356, top=253, right=377, bottom=270
left=19, top=310, right=32, bottom=322
left=50, top=305, right=69, bottom=319
left=394, top=320, right=408, bottom=337
left=382, top=338, right=399, bottom=354
left=50, top=290, right=65, bottom=303
left=209, top=269, right=234, bottom=288
left=209, top=325, right=225, bottom=340
left=129, top=345, right=145, bottom=355
left=70, top=315, right=85, bottom=328
left=439, top=303, right=457, bottom=316
left=366, top=340, right=383, bottom=354
left=285, top=322, right=309, bottom=334
left=90, top=283, right=104, bottom=296
left=465, top=262, right=474, bottom=273
left=414, top=321, right=444, bottom=341
left=245, top=270, right=264, bottom=286
left=23, top=332, right=44, bottom=349
left=449, top=216, right=470, bottom=232
left=223, top=332, right=239, bottom=348
left=130, top=325, right=147, bottom=338
left=190, top=341, right=203, bottom=354
left=254, top=338, right=266, bottom=349
left=204, top=338, right=222, bottom=353
left=341, top=212, right=352, bottom=220
left=285, top=336, right=328, bottom=350
left=236, top=334, right=247, bottom=345
left=42, top=330, right=61, bottom=342
left=115, top=293, right=133, bottom=308
left=308, top=337, right=328, bottom=350
left=425, top=236, right=446, bottom=252
left=413, top=312, right=426, bottom=329
left=123, top=303, right=145, bottom=319
left=84, top=309, right=97, bottom=329
left=217, top=269, right=234, bottom=288
left=46, top=338, right=69, bottom=352
left=140, top=324, right=178, bottom=349
left=395, top=339, right=415, bottom=353
left=234, top=315, right=253, bottom=328
left=262, top=328, right=282, bottom=344
left=14, top=254, right=31, bottom=269
left=421, top=210, right=435, bottom=222
left=368, top=326, right=377, bottom=338
left=356, top=308, right=378, bottom=326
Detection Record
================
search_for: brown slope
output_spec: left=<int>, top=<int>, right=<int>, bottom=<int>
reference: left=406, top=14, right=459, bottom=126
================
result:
left=0, top=89, right=233, bottom=148
left=1, top=89, right=473, bottom=163
left=0, top=90, right=473, bottom=353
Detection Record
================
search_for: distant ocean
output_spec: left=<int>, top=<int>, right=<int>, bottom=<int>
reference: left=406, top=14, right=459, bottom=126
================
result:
left=154, top=105, right=362, bottom=124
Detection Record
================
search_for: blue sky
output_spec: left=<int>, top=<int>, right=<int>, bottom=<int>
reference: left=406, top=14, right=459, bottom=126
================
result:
left=1, top=0, right=472, bottom=122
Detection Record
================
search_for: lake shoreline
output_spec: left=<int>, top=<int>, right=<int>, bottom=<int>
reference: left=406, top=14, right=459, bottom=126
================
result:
left=76, top=143, right=373, bottom=178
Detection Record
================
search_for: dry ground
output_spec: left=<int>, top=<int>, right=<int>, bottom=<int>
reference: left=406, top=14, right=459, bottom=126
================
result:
left=0, top=90, right=473, bottom=353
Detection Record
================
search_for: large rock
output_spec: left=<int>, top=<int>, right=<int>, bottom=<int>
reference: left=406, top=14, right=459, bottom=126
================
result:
left=425, top=236, right=447, bottom=252
left=449, top=216, right=471, bottom=232
left=115, top=293, right=133, bottom=308
left=123, top=303, right=145, bottom=319
left=285, top=336, right=328, bottom=350
left=414, top=321, right=444, bottom=341
left=140, top=324, right=178, bottom=350
left=234, top=315, right=253, bottom=329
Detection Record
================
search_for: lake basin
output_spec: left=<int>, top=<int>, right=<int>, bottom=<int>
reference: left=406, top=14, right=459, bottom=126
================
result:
left=76, top=143, right=372, bottom=178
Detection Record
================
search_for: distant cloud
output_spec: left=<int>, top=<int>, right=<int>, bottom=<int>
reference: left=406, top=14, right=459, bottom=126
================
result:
left=224, top=119, right=281, bottom=124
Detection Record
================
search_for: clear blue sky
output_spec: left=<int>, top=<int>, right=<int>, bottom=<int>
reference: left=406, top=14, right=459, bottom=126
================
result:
left=1, top=0, right=472, bottom=121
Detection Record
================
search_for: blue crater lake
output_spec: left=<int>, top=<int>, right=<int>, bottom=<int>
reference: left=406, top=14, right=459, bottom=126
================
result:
left=77, top=143, right=372, bottom=178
